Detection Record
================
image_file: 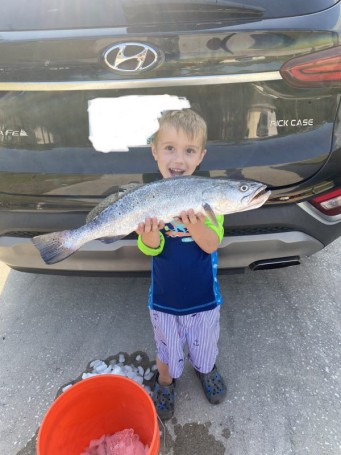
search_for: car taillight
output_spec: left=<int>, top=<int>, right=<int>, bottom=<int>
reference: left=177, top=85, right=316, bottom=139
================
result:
left=309, top=188, right=341, bottom=216
left=280, top=46, right=341, bottom=88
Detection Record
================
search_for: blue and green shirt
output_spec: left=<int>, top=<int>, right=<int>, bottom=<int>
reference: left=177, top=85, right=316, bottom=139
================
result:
left=137, top=215, right=224, bottom=316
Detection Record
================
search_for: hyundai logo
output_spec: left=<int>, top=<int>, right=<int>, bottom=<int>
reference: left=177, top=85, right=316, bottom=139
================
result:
left=103, top=42, right=163, bottom=74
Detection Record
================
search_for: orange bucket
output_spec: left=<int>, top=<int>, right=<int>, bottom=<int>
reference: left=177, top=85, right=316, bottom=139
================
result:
left=37, top=375, right=159, bottom=455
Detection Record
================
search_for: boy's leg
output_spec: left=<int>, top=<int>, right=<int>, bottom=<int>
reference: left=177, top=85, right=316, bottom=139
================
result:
left=156, top=357, right=173, bottom=385
left=186, top=306, right=221, bottom=373
left=149, top=310, right=184, bottom=420
left=149, top=310, right=186, bottom=379
left=186, top=307, right=227, bottom=404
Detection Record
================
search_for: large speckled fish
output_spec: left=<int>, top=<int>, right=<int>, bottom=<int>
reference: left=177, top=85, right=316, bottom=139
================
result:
left=32, top=176, right=270, bottom=264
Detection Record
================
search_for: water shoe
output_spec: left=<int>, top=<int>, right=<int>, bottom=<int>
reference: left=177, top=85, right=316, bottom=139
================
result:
left=152, top=373, right=176, bottom=421
left=195, top=365, right=227, bottom=404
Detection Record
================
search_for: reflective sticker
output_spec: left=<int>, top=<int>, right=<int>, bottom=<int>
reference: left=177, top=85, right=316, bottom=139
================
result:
left=0, top=128, right=28, bottom=137
left=270, top=119, right=314, bottom=127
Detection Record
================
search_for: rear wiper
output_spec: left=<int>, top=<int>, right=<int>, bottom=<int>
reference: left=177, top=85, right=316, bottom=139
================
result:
left=183, top=0, right=265, bottom=17
left=123, top=0, right=265, bottom=25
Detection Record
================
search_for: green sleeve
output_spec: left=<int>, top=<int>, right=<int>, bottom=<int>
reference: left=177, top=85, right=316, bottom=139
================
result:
left=137, top=232, right=165, bottom=256
left=204, top=214, right=224, bottom=243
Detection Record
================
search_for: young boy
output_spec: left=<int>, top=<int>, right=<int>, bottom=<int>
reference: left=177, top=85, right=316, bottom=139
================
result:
left=136, top=109, right=226, bottom=420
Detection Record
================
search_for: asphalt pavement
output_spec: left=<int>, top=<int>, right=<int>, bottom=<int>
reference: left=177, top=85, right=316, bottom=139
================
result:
left=0, top=238, right=340, bottom=455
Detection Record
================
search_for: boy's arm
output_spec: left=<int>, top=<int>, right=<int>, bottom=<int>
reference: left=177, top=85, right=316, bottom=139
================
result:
left=176, top=210, right=224, bottom=254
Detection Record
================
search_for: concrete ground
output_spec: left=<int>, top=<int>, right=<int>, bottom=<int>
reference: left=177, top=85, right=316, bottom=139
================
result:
left=0, top=238, right=340, bottom=454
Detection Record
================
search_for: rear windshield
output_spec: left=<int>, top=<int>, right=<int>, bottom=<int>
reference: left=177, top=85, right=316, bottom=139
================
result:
left=0, top=0, right=339, bottom=31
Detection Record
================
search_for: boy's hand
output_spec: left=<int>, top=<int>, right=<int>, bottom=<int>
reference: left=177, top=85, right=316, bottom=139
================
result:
left=175, top=209, right=206, bottom=226
left=176, top=209, right=220, bottom=254
left=136, top=217, right=165, bottom=249
left=136, top=217, right=165, bottom=235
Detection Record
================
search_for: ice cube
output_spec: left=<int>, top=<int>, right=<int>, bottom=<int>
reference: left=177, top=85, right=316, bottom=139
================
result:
left=137, top=366, right=144, bottom=376
left=89, top=359, right=102, bottom=368
left=111, top=365, right=125, bottom=376
left=133, top=375, right=144, bottom=385
left=62, top=384, right=73, bottom=393
left=94, top=362, right=108, bottom=374
left=82, top=372, right=97, bottom=380
left=102, top=366, right=112, bottom=374
left=144, top=371, right=154, bottom=381
left=123, top=364, right=133, bottom=373
left=127, top=372, right=137, bottom=380
left=118, top=354, right=125, bottom=364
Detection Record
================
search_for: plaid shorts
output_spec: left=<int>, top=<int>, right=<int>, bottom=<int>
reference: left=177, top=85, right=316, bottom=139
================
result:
left=149, top=306, right=220, bottom=378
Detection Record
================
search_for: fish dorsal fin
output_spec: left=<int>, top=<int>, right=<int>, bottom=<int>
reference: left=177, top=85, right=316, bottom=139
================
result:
left=86, top=182, right=142, bottom=224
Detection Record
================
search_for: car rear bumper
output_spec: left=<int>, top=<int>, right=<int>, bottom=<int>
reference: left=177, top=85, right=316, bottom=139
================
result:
left=2, top=200, right=339, bottom=274
left=0, top=230, right=323, bottom=274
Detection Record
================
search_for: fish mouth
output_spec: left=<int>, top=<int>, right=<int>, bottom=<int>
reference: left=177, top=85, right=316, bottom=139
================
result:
left=250, top=185, right=271, bottom=205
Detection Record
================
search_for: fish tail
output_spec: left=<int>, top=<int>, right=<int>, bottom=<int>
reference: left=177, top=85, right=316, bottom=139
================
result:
left=32, top=230, right=80, bottom=265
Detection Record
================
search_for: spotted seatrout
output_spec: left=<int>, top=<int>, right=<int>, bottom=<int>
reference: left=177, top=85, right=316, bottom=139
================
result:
left=32, top=176, right=270, bottom=264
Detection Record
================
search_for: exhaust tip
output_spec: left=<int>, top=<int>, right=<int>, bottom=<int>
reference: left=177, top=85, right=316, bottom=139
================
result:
left=250, top=256, right=300, bottom=271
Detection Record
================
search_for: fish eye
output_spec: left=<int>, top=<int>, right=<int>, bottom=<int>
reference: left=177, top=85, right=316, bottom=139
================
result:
left=240, top=184, right=249, bottom=192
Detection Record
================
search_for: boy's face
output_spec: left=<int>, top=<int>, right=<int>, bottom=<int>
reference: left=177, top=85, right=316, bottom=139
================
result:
left=151, top=124, right=206, bottom=178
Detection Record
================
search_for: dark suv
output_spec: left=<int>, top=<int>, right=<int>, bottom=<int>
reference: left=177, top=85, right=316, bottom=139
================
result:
left=1, top=0, right=341, bottom=274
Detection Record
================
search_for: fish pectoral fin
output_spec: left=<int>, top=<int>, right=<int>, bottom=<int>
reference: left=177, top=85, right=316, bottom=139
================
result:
left=202, top=202, right=218, bottom=226
left=97, top=235, right=125, bottom=244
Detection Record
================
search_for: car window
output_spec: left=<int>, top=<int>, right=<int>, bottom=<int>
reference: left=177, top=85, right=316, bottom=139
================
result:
left=0, top=0, right=339, bottom=31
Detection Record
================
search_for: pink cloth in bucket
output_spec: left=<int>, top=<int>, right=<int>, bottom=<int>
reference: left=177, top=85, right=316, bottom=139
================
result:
left=81, top=428, right=149, bottom=455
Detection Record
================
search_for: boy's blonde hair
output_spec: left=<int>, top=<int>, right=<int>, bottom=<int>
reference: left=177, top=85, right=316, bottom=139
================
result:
left=153, top=109, right=207, bottom=148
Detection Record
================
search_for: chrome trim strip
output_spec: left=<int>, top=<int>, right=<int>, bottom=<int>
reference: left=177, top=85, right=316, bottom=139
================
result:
left=0, top=71, right=282, bottom=91
left=298, top=201, right=341, bottom=225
